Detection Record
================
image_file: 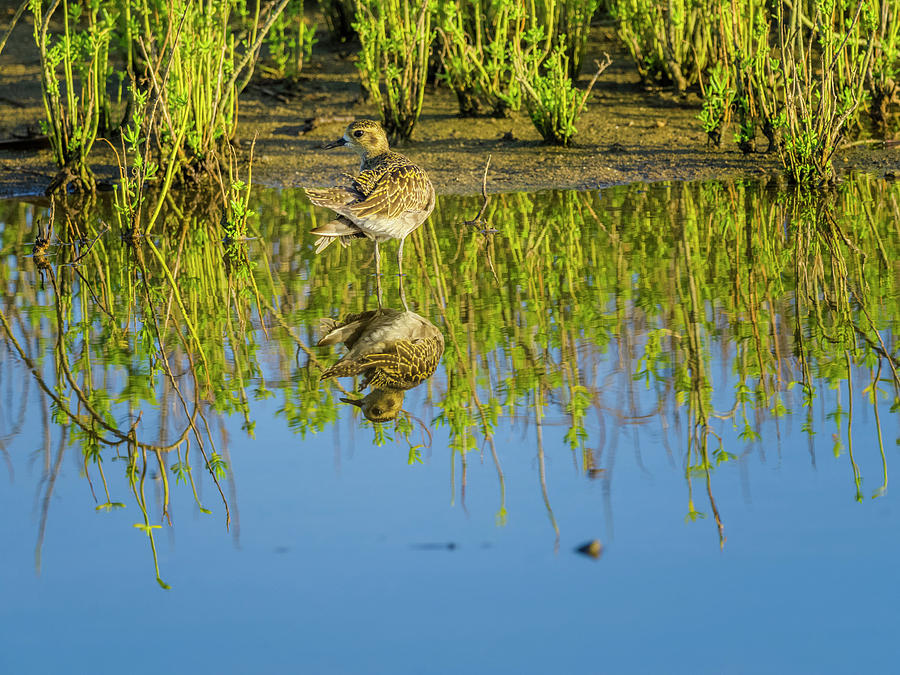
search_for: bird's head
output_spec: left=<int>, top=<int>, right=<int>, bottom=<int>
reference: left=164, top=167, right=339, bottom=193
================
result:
left=324, top=119, right=390, bottom=158
left=341, top=388, right=405, bottom=423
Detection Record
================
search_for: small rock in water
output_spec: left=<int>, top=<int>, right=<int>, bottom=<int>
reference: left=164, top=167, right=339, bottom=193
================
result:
left=411, top=542, right=458, bottom=551
left=576, top=540, right=604, bottom=559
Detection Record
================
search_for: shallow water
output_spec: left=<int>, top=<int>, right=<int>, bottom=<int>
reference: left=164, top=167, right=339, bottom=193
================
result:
left=1, top=177, right=899, bottom=673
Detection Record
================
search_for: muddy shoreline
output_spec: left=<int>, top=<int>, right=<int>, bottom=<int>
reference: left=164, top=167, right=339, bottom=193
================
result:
left=2, top=12, right=898, bottom=198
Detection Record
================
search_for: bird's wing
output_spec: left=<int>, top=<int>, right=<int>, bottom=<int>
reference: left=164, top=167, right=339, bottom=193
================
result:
left=320, top=335, right=442, bottom=388
left=304, top=185, right=364, bottom=210
left=348, top=164, right=433, bottom=219
left=357, top=335, right=444, bottom=390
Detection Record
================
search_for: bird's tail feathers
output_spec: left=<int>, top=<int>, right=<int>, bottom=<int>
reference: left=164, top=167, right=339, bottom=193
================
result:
left=311, top=218, right=366, bottom=254
left=314, top=236, right=335, bottom=254
left=317, top=318, right=367, bottom=347
left=310, top=217, right=360, bottom=237
left=317, top=310, right=380, bottom=347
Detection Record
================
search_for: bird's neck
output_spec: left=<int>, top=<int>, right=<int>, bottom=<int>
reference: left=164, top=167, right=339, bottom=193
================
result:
left=359, top=150, right=391, bottom=171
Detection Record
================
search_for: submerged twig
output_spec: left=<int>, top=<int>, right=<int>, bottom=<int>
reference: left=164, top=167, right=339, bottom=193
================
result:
left=465, top=154, right=492, bottom=228
left=65, top=222, right=110, bottom=266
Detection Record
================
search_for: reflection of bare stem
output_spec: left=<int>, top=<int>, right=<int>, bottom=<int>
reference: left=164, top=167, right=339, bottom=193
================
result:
left=129, top=245, right=234, bottom=526
left=703, top=443, right=726, bottom=550
left=487, top=436, right=507, bottom=526
left=845, top=351, right=862, bottom=502
left=35, top=427, right=67, bottom=575
left=871, top=362, right=888, bottom=498
left=132, top=444, right=170, bottom=589
left=0, top=357, right=28, bottom=481
left=0, top=307, right=120, bottom=444
left=218, top=420, right=242, bottom=548
left=535, top=387, right=560, bottom=553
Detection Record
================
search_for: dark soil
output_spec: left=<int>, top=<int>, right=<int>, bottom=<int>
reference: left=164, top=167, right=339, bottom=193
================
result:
left=2, top=6, right=898, bottom=198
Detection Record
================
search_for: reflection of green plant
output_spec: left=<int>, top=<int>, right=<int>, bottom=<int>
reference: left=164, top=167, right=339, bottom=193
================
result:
left=3, top=174, right=900, bottom=560
left=222, top=139, right=257, bottom=241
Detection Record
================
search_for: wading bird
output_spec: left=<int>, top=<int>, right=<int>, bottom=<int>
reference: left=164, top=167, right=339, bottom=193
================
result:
left=304, top=120, right=435, bottom=309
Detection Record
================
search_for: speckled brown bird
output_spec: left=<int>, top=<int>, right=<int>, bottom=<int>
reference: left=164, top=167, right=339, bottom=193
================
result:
left=317, top=308, right=444, bottom=423
left=304, top=120, right=435, bottom=303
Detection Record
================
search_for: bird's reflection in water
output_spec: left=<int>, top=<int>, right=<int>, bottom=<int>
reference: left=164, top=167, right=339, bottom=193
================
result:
left=317, top=308, right=444, bottom=422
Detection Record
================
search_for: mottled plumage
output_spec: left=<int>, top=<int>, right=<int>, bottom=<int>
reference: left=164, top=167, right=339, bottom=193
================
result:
left=304, top=120, right=435, bottom=306
left=317, top=308, right=444, bottom=422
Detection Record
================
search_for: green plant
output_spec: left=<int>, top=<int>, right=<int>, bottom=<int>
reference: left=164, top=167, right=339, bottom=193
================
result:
left=106, top=84, right=159, bottom=237
left=866, top=0, right=900, bottom=127
left=436, top=0, right=484, bottom=115
left=435, top=0, right=527, bottom=116
left=515, top=37, right=611, bottom=145
left=774, top=0, right=876, bottom=184
left=317, top=0, right=356, bottom=42
left=128, top=0, right=289, bottom=187
left=553, top=0, right=602, bottom=78
left=29, top=0, right=291, bottom=194
left=612, top=0, right=719, bottom=91
left=31, top=0, right=117, bottom=193
left=265, top=0, right=317, bottom=77
left=698, top=63, right=734, bottom=147
left=707, top=0, right=882, bottom=180
left=354, top=0, right=437, bottom=142
left=436, top=0, right=601, bottom=118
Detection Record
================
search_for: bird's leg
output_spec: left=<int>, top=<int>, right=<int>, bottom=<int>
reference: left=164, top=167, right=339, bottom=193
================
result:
left=399, top=278, right=409, bottom=311
left=374, top=240, right=383, bottom=308
left=398, top=237, right=409, bottom=311
left=374, top=240, right=382, bottom=276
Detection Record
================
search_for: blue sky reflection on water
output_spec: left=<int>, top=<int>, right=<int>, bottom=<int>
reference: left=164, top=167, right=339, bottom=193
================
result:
left=2, top=180, right=900, bottom=673
left=2, top=356, right=899, bottom=674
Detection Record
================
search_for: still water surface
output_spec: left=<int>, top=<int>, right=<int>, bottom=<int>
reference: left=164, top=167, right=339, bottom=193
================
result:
left=1, top=178, right=899, bottom=673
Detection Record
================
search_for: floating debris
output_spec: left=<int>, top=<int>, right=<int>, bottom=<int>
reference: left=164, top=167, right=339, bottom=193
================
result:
left=576, top=540, right=604, bottom=559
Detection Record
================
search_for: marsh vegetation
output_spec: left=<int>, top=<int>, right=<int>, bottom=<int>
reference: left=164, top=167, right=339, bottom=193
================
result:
left=2, top=0, right=896, bottom=195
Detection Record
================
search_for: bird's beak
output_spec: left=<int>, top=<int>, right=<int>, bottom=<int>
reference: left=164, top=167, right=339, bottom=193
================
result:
left=340, top=397, right=363, bottom=408
left=323, top=137, right=348, bottom=150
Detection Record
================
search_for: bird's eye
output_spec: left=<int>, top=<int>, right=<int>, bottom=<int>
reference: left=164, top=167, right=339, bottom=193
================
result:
left=373, top=408, right=382, bottom=415
left=353, top=129, right=364, bottom=138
